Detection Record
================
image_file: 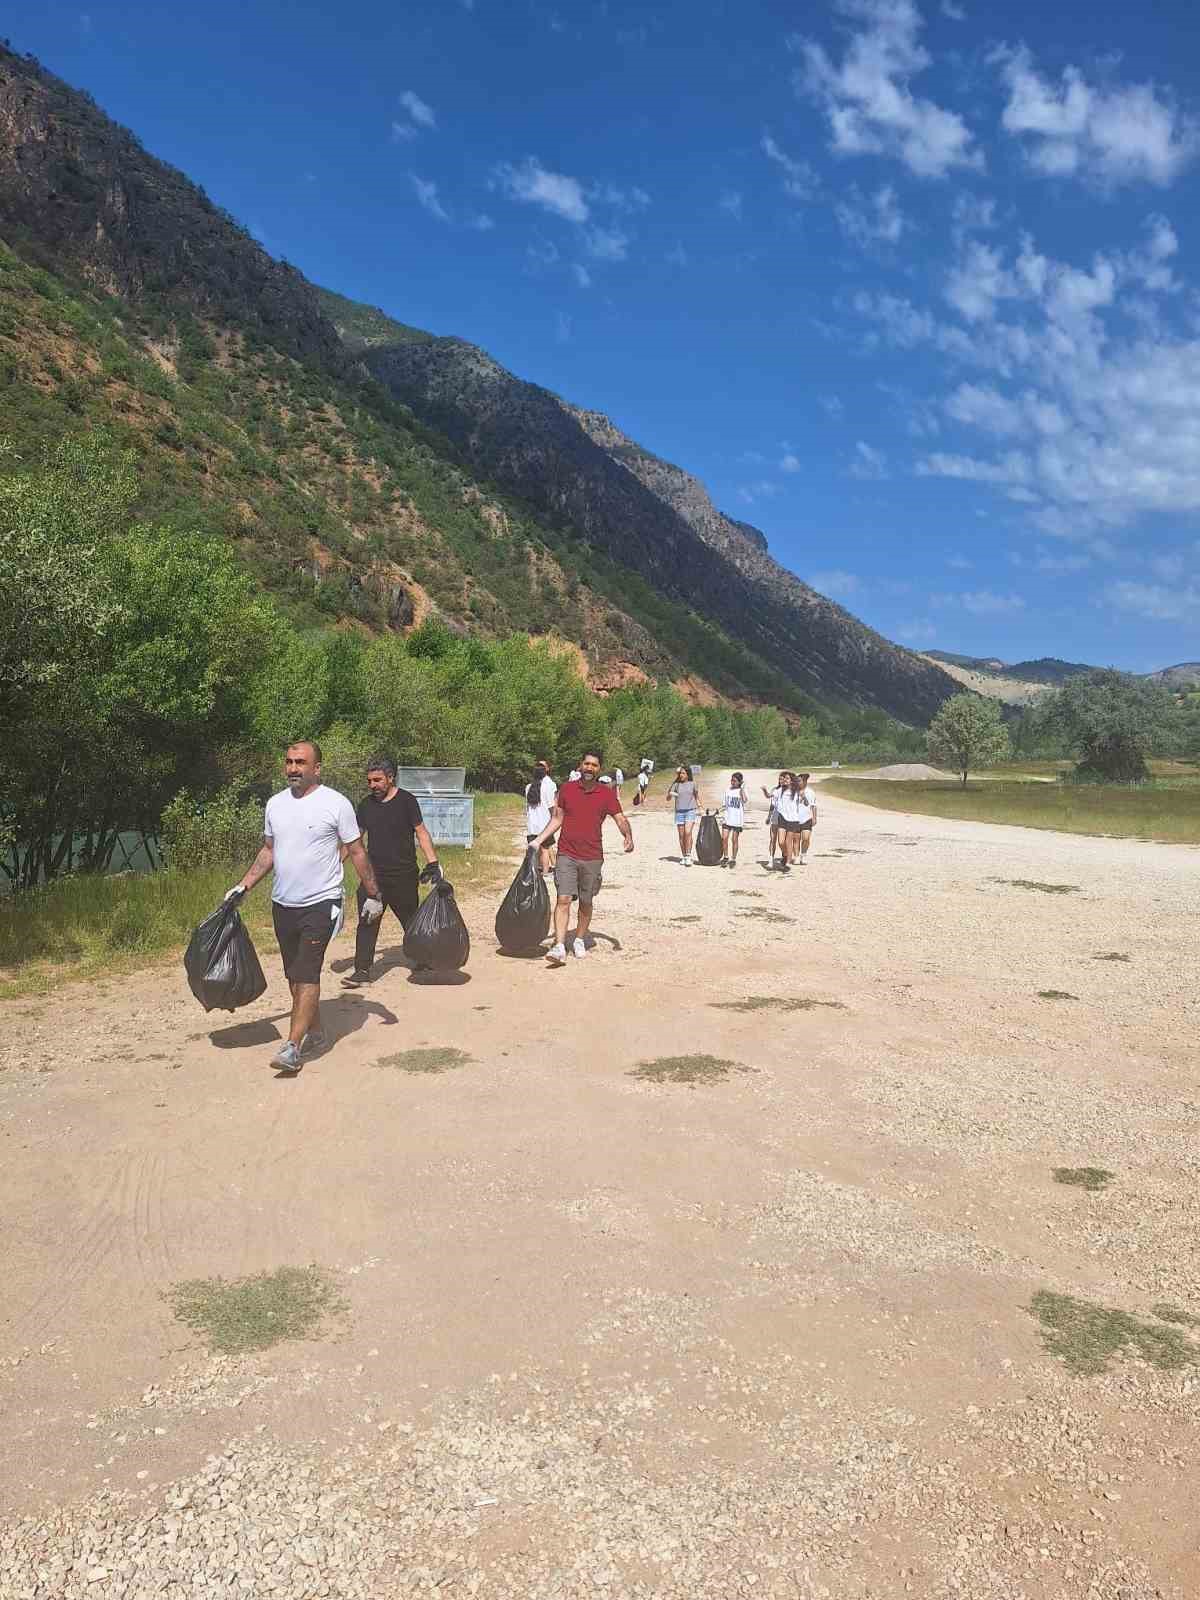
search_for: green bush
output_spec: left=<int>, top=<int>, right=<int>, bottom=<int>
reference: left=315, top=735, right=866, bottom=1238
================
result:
left=160, top=788, right=264, bottom=871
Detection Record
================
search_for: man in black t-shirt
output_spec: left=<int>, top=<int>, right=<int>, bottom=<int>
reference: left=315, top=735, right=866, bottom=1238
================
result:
left=342, top=756, right=442, bottom=986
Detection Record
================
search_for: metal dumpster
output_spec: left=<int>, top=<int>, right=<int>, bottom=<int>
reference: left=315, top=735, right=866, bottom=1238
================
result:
left=396, top=767, right=474, bottom=848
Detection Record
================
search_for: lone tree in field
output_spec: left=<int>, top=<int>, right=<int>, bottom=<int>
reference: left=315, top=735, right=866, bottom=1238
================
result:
left=1047, top=669, right=1176, bottom=782
left=926, top=694, right=1011, bottom=787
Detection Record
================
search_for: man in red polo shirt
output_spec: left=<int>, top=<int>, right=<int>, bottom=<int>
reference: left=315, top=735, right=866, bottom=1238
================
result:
left=530, top=748, right=634, bottom=965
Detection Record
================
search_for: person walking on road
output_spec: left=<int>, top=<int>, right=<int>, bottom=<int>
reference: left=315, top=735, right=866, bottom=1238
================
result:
left=343, top=756, right=442, bottom=988
left=667, top=764, right=701, bottom=866
left=794, top=771, right=818, bottom=866
left=720, top=772, right=749, bottom=867
left=530, top=750, right=634, bottom=966
left=228, top=741, right=383, bottom=1074
left=525, top=759, right=558, bottom=875
left=634, top=760, right=651, bottom=808
left=774, top=771, right=810, bottom=870
left=762, top=771, right=788, bottom=868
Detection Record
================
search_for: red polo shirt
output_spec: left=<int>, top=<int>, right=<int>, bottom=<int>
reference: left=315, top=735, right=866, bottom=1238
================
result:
left=556, top=780, right=622, bottom=861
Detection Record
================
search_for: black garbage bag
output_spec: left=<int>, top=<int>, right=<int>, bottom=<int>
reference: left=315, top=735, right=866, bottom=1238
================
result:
left=404, top=879, right=471, bottom=971
left=695, top=811, right=723, bottom=866
left=495, top=847, right=550, bottom=951
left=184, top=900, right=268, bottom=1013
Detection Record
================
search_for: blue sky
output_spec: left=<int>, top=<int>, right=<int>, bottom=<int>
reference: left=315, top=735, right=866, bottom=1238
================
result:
left=22, top=0, right=1200, bottom=670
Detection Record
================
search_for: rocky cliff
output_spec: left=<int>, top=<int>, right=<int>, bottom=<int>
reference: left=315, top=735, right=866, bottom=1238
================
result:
left=366, top=336, right=959, bottom=722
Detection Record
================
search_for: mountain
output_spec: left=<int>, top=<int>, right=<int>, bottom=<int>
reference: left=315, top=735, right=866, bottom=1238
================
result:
left=1145, top=663, right=1200, bottom=690
left=361, top=334, right=958, bottom=721
left=0, top=42, right=959, bottom=726
left=926, top=651, right=1097, bottom=685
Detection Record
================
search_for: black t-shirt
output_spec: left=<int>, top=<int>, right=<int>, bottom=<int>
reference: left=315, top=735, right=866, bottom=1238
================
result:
left=355, top=788, right=424, bottom=873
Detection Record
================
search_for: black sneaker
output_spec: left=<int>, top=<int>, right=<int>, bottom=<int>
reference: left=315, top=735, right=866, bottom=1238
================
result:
left=342, top=970, right=372, bottom=988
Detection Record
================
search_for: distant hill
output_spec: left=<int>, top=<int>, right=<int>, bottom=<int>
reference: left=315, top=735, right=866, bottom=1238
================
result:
left=926, top=651, right=1096, bottom=686
left=1145, top=663, right=1200, bottom=690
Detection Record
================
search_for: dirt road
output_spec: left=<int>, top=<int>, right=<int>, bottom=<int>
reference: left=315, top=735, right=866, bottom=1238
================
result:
left=2, top=771, right=1198, bottom=1598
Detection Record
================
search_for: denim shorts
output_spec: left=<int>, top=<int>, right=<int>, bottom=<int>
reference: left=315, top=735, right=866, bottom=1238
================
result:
left=675, top=808, right=700, bottom=825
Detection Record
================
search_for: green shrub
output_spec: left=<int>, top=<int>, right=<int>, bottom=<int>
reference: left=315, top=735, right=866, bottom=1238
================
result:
left=160, top=788, right=264, bottom=870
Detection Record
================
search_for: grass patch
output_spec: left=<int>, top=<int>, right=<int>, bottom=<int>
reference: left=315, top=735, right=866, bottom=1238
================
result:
left=1029, top=1289, right=1198, bottom=1376
left=376, top=1046, right=471, bottom=1073
left=1093, top=951, right=1130, bottom=962
left=0, top=795, right=522, bottom=998
left=629, top=1053, right=751, bottom=1085
left=710, top=995, right=846, bottom=1013
left=670, top=915, right=702, bottom=924
left=730, top=890, right=763, bottom=898
left=1152, top=1303, right=1200, bottom=1328
left=1038, top=989, right=1078, bottom=1001
left=822, top=777, right=1200, bottom=845
left=165, top=1265, right=347, bottom=1354
left=994, top=879, right=1080, bottom=895
left=1053, top=1166, right=1114, bottom=1192
left=736, top=909, right=795, bottom=925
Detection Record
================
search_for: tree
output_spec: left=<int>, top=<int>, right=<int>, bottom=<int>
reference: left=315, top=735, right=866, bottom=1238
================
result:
left=1047, top=669, right=1177, bottom=781
left=926, top=694, right=1011, bottom=786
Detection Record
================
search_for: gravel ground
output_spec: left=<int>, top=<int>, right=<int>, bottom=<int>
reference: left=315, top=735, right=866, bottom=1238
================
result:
left=1, top=772, right=1198, bottom=1598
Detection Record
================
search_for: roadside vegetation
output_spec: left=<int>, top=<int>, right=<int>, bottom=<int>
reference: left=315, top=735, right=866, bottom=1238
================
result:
left=820, top=774, right=1200, bottom=845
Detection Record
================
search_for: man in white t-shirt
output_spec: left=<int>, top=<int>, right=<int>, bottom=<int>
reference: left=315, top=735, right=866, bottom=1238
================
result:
left=228, top=740, right=383, bottom=1073
left=795, top=771, right=818, bottom=866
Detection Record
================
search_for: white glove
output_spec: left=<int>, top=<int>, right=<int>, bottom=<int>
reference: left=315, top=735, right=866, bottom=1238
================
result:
left=361, top=896, right=384, bottom=923
left=224, top=886, right=245, bottom=902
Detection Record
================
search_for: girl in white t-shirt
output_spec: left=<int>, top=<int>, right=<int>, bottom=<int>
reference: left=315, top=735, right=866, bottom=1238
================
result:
left=524, top=761, right=559, bottom=874
left=720, top=772, right=749, bottom=867
left=774, top=772, right=814, bottom=868
left=794, top=771, right=818, bottom=866
left=761, top=771, right=788, bottom=868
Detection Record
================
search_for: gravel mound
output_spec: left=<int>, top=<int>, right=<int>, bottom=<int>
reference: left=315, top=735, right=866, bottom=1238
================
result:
left=851, top=762, right=952, bottom=781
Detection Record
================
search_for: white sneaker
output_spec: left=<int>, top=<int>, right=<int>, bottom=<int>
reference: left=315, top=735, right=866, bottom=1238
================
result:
left=572, top=938, right=586, bottom=959
left=546, top=943, right=567, bottom=966
left=682, top=856, right=692, bottom=867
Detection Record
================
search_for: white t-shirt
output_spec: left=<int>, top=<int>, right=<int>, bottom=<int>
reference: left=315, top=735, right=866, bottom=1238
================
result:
left=776, top=788, right=813, bottom=825
left=723, top=787, right=746, bottom=826
left=613, top=768, right=625, bottom=786
left=526, top=774, right=558, bottom=834
left=637, top=770, right=649, bottom=791
left=264, top=784, right=361, bottom=907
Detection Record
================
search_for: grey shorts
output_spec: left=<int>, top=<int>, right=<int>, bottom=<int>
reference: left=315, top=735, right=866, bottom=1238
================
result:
left=554, top=854, right=603, bottom=904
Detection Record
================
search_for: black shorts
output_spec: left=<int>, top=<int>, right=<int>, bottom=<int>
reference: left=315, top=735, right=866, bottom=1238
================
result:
left=272, top=898, right=340, bottom=985
left=528, top=832, right=557, bottom=845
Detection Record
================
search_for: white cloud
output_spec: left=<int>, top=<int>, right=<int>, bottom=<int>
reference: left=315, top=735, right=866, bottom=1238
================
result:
left=820, top=394, right=845, bottom=417
left=571, top=263, right=592, bottom=288
left=945, top=382, right=1023, bottom=435
left=849, top=440, right=889, bottom=479
left=719, top=190, right=744, bottom=221
left=794, top=0, right=982, bottom=179
left=940, top=1, right=965, bottom=18
left=399, top=89, right=436, bottom=131
left=944, top=240, right=1019, bottom=322
left=933, top=588, right=1026, bottom=615
left=390, top=122, right=417, bottom=143
left=897, top=619, right=938, bottom=643
left=584, top=226, right=628, bottom=262
left=1104, top=579, right=1200, bottom=620
left=946, top=554, right=972, bottom=569
left=737, top=479, right=780, bottom=504
left=837, top=183, right=908, bottom=247
left=809, top=568, right=862, bottom=597
left=762, top=133, right=818, bottom=199
left=410, top=176, right=449, bottom=222
left=469, top=212, right=495, bottom=232
left=494, top=158, right=589, bottom=222
left=996, top=46, right=1198, bottom=188
left=780, top=453, right=802, bottom=473
left=526, top=237, right=560, bottom=267
left=591, top=182, right=651, bottom=212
